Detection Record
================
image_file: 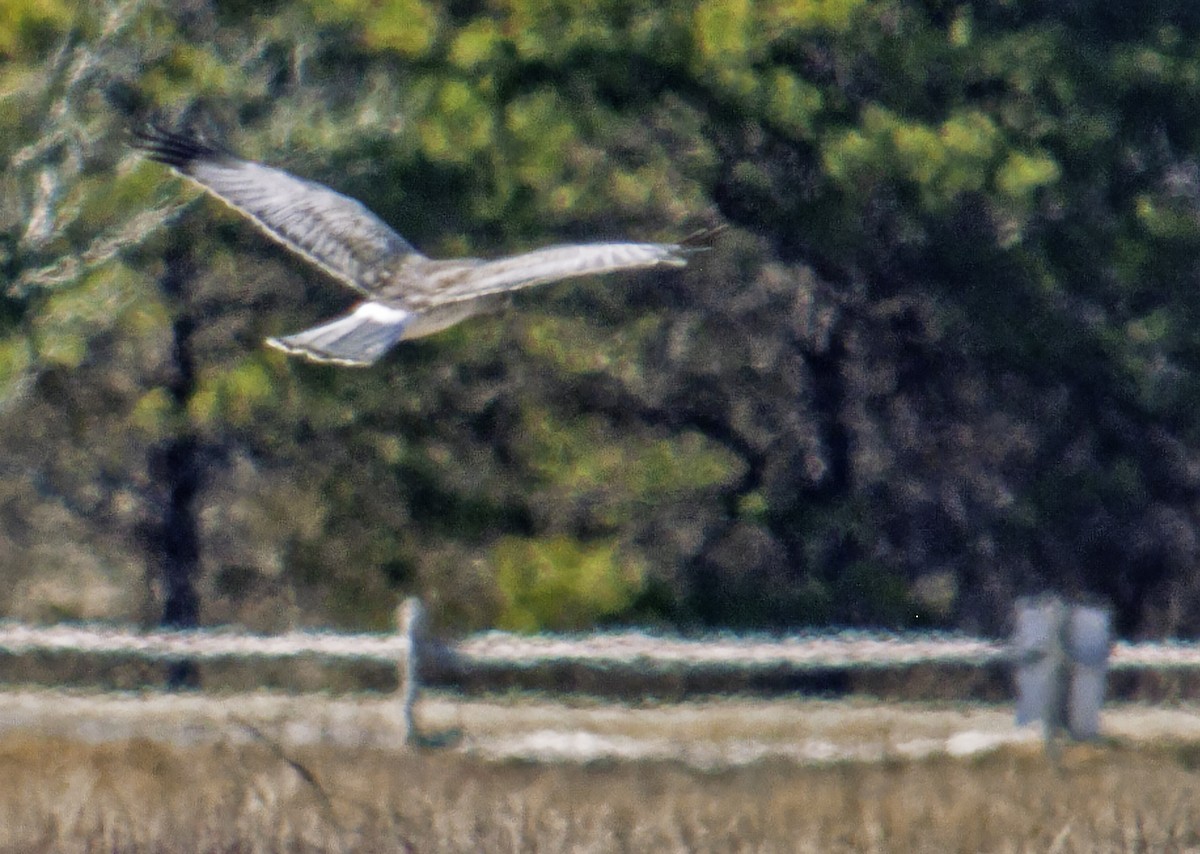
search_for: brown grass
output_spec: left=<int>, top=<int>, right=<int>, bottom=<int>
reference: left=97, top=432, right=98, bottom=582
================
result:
left=1, top=691, right=1200, bottom=852
left=4, top=735, right=1200, bottom=852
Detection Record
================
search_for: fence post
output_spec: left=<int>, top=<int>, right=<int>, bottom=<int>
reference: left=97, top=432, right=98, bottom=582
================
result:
left=1013, top=595, right=1111, bottom=750
left=396, top=597, right=423, bottom=746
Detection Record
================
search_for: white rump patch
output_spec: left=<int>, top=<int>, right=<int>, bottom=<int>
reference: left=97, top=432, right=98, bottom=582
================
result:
left=353, top=302, right=412, bottom=324
left=267, top=300, right=416, bottom=366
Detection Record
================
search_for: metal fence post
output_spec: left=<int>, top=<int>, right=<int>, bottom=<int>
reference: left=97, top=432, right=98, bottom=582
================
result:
left=396, top=597, right=423, bottom=746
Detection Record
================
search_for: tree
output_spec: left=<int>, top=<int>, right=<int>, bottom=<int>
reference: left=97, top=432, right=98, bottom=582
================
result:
left=6, top=0, right=1200, bottom=647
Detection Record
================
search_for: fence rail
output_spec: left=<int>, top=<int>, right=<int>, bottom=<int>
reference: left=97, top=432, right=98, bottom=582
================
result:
left=3, top=599, right=1200, bottom=743
left=0, top=621, right=410, bottom=663
left=449, top=632, right=1007, bottom=669
left=1, top=616, right=1197, bottom=670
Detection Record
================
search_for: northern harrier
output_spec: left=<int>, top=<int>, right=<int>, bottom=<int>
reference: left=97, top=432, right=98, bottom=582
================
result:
left=133, top=126, right=706, bottom=367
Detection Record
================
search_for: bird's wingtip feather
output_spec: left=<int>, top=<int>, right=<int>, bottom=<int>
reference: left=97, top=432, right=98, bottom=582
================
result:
left=130, top=123, right=227, bottom=170
left=677, top=224, right=729, bottom=250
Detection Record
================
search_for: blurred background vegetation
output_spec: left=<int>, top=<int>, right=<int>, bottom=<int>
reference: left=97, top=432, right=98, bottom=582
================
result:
left=5, top=0, right=1200, bottom=643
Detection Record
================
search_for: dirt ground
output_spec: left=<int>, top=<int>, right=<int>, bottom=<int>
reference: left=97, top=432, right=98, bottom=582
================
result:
left=4, top=687, right=1200, bottom=763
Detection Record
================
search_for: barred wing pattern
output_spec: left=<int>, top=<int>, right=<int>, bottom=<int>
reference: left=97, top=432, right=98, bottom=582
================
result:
left=430, top=242, right=688, bottom=304
left=134, top=125, right=700, bottom=366
left=133, top=126, right=419, bottom=295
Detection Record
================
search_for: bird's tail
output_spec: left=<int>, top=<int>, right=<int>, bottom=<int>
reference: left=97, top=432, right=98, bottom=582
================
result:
left=267, top=302, right=414, bottom=367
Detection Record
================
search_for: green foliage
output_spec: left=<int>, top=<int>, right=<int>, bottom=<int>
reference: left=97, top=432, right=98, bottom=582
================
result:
left=34, top=264, right=141, bottom=369
left=0, top=0, right=73, bottom=60
left=493, top=534, right=646, bottom=631
left=0, top=334, right=32, bottom=403
left=188, top=357, right=280, bottom=428
left=415, top=79, right=496, bottom=166
left=822, top=105, right=1050, bottom=211
left=763, top=69, right=824, bottom=139
left=504, top=89, right=584, bottom=210
left=129, top=388, right=175, bottom=435
left=1134, top=193, right=1200, bottom=240
left=518, top=405, right=742, bottom=529
left=690, top=0, right=863, bottom=113
left=487, top=0, right=653, bottom=63
left=14, top=0, right=1200, bottom=642
left=143, top=43, right=250, bottom=101
left=691, top=0, right=866, bottom=67
left=737, top=491, right=769, bottom=522
left=692, top=0, right=759, bottom=71
left=448, top=18, right=504, bottom=71
left=68, top=167, right=165, bottom=248
left=304, top=0, right=439, bottom=57
left=995, top=151, right=1061, bottom=205
left=519, top=313, right=661, bottom=383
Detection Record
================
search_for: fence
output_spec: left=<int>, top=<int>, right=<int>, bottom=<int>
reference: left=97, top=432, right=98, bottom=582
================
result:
left=2, top=598, right=1200, bottom=745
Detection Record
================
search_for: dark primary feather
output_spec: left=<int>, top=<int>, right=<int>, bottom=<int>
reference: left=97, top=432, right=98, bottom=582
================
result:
left=132, top=125, right=228, bottom=171
left=678, top=224, right=729, bottom=248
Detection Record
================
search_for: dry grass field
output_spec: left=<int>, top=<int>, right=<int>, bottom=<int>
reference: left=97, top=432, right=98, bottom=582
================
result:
left=2, top=690, right=1200, bottom=852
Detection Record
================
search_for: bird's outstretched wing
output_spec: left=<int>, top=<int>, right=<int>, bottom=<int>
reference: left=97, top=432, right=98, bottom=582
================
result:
left=132, top=125, right=420, bottom=295
left=430, top=242, right=694, bottom=304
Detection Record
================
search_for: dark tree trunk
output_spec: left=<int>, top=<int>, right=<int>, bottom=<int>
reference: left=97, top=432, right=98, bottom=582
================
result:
left=159, top=433, right=201, bottom=687
left=155, top=245, right=202, bottom=688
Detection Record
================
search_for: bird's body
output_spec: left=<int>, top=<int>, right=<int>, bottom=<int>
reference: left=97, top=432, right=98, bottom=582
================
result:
left=132, top=126, right=702, bottom=366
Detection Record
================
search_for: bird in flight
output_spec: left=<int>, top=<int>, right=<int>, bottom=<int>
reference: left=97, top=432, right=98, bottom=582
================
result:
left=133, top=125, right=708, bottom=367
